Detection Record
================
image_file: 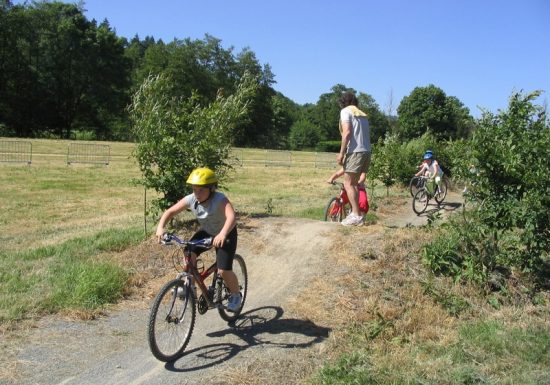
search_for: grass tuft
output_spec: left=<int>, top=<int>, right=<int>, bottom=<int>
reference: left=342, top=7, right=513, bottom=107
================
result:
left=0, top=227, right=143, bottom=323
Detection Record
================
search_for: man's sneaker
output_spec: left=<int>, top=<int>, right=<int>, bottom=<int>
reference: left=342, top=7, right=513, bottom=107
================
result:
left=341, top=213, right=364, bottom=226
left=227, top=293, right=242, bottom=312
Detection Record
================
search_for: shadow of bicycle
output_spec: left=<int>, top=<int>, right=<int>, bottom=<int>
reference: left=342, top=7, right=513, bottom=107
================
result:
left=165, top=305, right=331, bottom=372
left=416, top=199, right=462, bottom=217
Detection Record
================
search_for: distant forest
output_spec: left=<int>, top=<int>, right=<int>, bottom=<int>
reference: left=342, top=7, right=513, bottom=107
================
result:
left=0, top=1, right=474, bottom=149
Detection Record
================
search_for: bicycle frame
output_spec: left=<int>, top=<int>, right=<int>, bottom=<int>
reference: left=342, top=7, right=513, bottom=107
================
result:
left=417, top=176, right=441, bottom=198
left=166, top=234, right=221, bottom=310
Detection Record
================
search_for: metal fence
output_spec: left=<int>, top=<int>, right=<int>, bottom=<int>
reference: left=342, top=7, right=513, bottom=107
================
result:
left=0, top=140, right=32, bottom=164
left=67, top=143, right=110, bottom=165
left=230, top=148, right=338, bottom=169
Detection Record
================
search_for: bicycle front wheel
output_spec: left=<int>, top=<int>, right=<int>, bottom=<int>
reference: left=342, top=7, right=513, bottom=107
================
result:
left=218, top=254, right=248, bottom=322
left=412, top=189, right=429, bottom=215
left=409, top=176, right=422, bottom=197
left=147, top=278, right=196, bottom=362
left=435, top=178, right=449, bottom=204
left=324, top=197, right=343, bottom=222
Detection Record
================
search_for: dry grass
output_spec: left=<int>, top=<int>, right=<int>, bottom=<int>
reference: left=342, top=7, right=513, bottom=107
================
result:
left=0, top=138, right=379, bottom=254
left=283, top=220, right=549, bottom=384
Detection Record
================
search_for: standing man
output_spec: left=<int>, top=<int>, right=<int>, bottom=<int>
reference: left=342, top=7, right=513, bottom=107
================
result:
left=336, top=91, right=372, bottom=226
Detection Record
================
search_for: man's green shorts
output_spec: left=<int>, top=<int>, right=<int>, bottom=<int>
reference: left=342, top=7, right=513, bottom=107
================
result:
left=344, top=151, right=371, bottom=174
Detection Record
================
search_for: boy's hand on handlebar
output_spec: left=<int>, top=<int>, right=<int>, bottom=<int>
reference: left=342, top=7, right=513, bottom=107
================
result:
left=155, top=229, right=164, bottom=244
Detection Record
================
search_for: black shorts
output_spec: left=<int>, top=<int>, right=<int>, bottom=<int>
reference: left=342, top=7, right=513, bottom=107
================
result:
left=189, top=227, right=237, bottom=271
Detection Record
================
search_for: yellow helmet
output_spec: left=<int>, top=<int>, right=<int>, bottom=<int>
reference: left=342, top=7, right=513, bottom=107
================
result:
left=186, top=167, right=218, bottom=186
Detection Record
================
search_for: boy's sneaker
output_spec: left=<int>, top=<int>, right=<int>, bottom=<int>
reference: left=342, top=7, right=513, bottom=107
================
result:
left=341, top=213, right=364, bottom=226
left=227, top=293, right=242, bottom=312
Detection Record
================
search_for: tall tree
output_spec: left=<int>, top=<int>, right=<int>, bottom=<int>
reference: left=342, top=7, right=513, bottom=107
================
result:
left=312, top=84, right=349, bottom=141
left=397, top=84, right=474, bottom=141
left=0, top=2, right=130, bottom=138
left=302, top=85, right=388, bottom=144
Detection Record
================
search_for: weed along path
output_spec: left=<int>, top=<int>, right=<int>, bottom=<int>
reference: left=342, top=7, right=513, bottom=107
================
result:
left=3, top=192, right=463, bottom=385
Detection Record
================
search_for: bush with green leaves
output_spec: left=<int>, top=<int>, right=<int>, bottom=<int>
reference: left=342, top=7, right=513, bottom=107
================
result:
left=289, top=118, right=323, bottom=150
left=424, top=91, right=549, bottom=287
left=315, top=140, right=340, bottom=152
left=367, top=134, right=401, bottom=195
left=128, top=72, right=258, bottom=213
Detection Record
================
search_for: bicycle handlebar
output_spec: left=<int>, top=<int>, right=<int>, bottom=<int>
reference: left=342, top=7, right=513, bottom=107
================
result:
left=328, top=181, right=345, bottom=189
left=161, top=233, right=213, bottom=248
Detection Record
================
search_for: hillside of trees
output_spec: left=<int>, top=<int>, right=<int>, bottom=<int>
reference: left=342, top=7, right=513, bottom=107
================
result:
left=1, top=1, right=474, bottom=148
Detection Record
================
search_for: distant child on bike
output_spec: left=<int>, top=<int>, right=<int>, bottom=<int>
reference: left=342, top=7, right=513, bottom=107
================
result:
left=155, top=167, right=242, bottom=312
left=327, top=168, right=369, bottom=214
left=415, top=151, right=443, bottom=194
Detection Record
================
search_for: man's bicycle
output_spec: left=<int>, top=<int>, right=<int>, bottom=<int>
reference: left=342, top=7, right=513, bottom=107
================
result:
left=412, top=176, right=448, bottom=214
left=147, top=233, right=248, bottom=362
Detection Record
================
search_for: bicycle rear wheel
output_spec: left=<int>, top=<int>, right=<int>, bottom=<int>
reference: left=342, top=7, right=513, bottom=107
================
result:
left=148, top=278, right=196, bottom=362
left=324, top=197, right=343, bottom=222
left=218, top=254, right=248, bottom=322
left=435, top=178, right=448, bottom=204
left=412, top=189, right=429, bottom=215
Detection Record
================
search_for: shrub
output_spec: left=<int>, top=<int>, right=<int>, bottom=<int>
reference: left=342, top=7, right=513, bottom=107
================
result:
left=424, top=91, right=550, bottom=287
left=128, top=72, right=258, bottom=213
left=315, top=140, right=341, bottom=153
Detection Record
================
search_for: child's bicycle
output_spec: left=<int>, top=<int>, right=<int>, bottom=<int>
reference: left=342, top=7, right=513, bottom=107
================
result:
left=147, top=233, right=248, bottom=362
left=412, top=176, right=448, bottom=214
left=324, top=182, right=368, bottom=222
left=324, top=182, right=351, bottom=222
left=408, top=175, right=424, bottom=197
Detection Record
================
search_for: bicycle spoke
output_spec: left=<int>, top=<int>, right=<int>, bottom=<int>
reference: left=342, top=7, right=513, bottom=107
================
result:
left=324, top=197, right=343, bottom=222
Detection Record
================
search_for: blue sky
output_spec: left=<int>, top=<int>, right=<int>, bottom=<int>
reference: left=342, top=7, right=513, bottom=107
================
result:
left=19, top=0, right=550, bottom=117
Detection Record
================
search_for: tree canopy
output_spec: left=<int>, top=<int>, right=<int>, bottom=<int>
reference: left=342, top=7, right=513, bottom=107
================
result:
left=0, top=1, right=130, bottom=138
left=396, top=84, right=474, bottom=141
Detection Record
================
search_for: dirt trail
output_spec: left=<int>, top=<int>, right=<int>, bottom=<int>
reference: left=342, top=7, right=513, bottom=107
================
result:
left=1, top=192, right=463, bottom=385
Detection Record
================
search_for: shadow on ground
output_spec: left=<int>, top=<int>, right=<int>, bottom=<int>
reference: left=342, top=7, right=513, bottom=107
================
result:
left=165, top=306, right=331, bottom=372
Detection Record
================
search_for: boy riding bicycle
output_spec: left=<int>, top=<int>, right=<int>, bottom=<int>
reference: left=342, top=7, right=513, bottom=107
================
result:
left=415, top=150, right=443, bottom=195
left=155, top=167, right=242, bottom=312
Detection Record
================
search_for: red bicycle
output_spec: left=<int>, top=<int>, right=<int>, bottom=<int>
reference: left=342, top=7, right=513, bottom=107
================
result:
left=147, top=233, right=248, bottom=362
left=324, top=182, right=368, bottom=222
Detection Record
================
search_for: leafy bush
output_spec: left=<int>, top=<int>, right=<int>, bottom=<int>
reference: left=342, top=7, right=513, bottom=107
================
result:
left=424, top=91, right=550, bottom=287
left=128, top=72, right=258, bottom=213
left=289, top=119, right=323, bottom=150
left=315, top=140, right=341, bottom=152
